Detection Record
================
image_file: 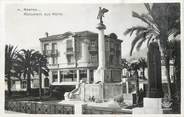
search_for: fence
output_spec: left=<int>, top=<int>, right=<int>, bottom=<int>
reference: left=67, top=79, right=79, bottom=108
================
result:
left=5, top=101, right=74, bottom=114
left=5, top=100, right=132, bottom=114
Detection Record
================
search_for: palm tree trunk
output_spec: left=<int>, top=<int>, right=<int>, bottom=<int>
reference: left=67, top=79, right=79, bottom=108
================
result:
left=27, top=73, right=31, bottom=96
left=165, top=56, right=172, bottom=99
left=135, top=70, right=139, bottom=105
left=39, top=65, right=42, bottom=100
left=157, top=36, right=172, bottom=99
left=7, top=74, right=12, bottom=96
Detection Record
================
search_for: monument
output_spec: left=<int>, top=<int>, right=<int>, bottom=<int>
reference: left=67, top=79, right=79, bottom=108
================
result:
left=94, top=7, right=109, bottom=83
left=133, top=42, right=163, bottom=114
left=147, top=42, right=163, bottom=98
left=64, top=7, right=123, bottom=103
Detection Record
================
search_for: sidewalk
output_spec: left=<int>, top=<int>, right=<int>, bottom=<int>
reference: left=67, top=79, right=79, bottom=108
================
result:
left=5, top=111, right=25, bottom=114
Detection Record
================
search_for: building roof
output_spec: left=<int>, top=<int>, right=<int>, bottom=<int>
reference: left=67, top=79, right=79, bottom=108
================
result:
left=39, top=30, right=122, bottom=42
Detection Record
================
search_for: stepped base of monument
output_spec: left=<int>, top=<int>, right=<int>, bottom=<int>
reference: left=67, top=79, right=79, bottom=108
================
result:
left=133, top=98, right=163, bottom=114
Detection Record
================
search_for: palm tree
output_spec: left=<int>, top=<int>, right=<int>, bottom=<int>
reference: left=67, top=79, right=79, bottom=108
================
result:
left=121, top=58, right=129, bottom=69
left=121, top=59, right=130, bottom=77
left=5, top=44, right=18, bottom=96
left=124, top=3, right=180, bottom=99
left=34, top=52, right=49, bottom=99
left=16, top=49, right=38, bottom=96
left=138, top=58, right=147, bottom=79
left=169, top=39, right=181, bottom=112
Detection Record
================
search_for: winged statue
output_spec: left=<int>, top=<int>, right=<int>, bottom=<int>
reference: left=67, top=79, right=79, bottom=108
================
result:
left=97, top=7, right=109, bottom=24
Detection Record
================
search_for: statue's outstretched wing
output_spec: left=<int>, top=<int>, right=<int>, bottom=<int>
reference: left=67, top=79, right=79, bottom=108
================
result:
left=101, top=8, right=109, bottom=14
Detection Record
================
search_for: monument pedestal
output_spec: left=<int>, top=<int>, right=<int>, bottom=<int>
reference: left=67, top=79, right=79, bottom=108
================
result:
left=143, top=98, right=163, bottom=114
left=133, top=98, right=163, bottom=114
left=94, top=68, right=112, bottom=83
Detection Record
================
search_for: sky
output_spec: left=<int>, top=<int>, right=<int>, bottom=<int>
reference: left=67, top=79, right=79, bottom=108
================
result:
left=4, top=3, right=147, bottom=56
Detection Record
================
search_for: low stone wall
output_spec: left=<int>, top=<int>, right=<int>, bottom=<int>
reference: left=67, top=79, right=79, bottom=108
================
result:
left=104, top=83, right=123, bottom=100
left=80, top=83, right=123, bottom=101
left=80, top=84, right=103, bottom=101
left=82, top=105, right=132, bottom=114
left=5, top=101, right=74, bottom=114
left=5, top=100, right=132, bottom=114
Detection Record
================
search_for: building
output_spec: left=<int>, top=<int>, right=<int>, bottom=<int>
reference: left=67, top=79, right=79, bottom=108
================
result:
left=5, top=72, right=40, bottom=91
left=39, top=31, right=122, bottom=89
left=121, top=54, right=175, bottom=95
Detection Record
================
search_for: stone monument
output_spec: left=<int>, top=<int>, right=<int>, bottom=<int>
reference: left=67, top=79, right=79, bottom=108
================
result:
left=133, top=42, right=163, bottom=114
left=64, top=7, right=123, bottom=104
left=147, top=42, right=163, bottom=98
left=94, top=7, right=109, bottom=83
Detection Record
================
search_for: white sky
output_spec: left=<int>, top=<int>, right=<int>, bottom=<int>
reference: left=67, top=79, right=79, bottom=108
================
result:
left=4, top=3, right=147, bottom=56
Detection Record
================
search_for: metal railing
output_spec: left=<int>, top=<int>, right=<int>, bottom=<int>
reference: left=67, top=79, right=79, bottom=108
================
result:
left=43, top=50, right=59, bottom=57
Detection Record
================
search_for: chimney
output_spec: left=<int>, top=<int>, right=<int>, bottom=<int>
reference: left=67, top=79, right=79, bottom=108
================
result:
left=45, top=32, right=49, bottom=38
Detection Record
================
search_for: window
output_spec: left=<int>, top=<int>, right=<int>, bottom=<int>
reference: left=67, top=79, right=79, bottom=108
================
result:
left=116, top=44, right=120, bottom=56
left=110, top=42, right=114, bottom=49
left=43, top=43, right=49, bottom=55
left=66, top=40, right=73, bottom=52
left=90, top=55, right=97, bottom=63
left=52, top=57, right=58, bottom=64
left=52, top=43, right=58, bottom=55
left=52, top=71, right=58, bottom=82
left=44, top=43, right=49, bottom=51
left=60, top=70, right=77, bottom=82
left=109, top=55, right=114, bottom=65
left=79, top=70, right=87, bottom=81
left=60, top=71, right=64, bottom=82
left=90, top=40, right=96, bottom=48
left=90, top=70, right=94, bottom=83
left=44, top=78, right=49, bottom=87
left=67, top=55, right=73, bottom=65
left=21, top=81, right=27, bottom=89
left=32, top=79, right=39, bottom=88
left=52, top=43, right=57, bottom=51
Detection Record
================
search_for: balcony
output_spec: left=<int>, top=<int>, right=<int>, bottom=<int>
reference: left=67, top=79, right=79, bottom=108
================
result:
left=51, top=50, right=59, bottom=57
left=66, top=48, right=74, bottom=55
left=88, top=46, right=97, bottom=54
left=43, top=50, right=58, bottom=57
left=110, top=48, right=115, bottom=55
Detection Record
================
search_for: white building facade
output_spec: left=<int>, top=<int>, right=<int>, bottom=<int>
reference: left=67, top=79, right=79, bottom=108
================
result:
left=39, top=31, right=122, bottom=88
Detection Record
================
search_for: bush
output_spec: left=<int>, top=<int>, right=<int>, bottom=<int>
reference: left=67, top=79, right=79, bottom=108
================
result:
left=114, top=94, right=124, bottom=104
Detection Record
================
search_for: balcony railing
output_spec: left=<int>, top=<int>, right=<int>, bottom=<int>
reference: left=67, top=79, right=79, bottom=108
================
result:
left=88, top=46, right=97, bottom=51
left=66, top=47, right=74, bottom=55
left=43, top=50, right=58, bottom=57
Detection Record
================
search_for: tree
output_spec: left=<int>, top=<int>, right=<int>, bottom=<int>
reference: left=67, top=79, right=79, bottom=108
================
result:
left=16, top=49, right=38, bottom=96
left=5, top=44, right=18, bottom=96
left=121, top=59, right=130, bottom=77
left=34, top=52, right=49, bottom=99
left=121, top=58, right=129, bottom=69
left=169, top=38, right=181, bottom=113
left=124, top=3, right=180, bottom=99
left=129, top=60, right=140, bottom=105
left=138, top=58, right=147, bottom=79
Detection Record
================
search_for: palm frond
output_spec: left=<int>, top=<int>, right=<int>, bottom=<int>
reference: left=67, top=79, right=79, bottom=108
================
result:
left=132, top=11, right=153, bottom=26
left=144, top=3, right=152, bottom=14
left=146, top=34, right=154, bottom=47
left=124, top=26, right=147, bottom=36
left=130, top=32, right=145, bottom=56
